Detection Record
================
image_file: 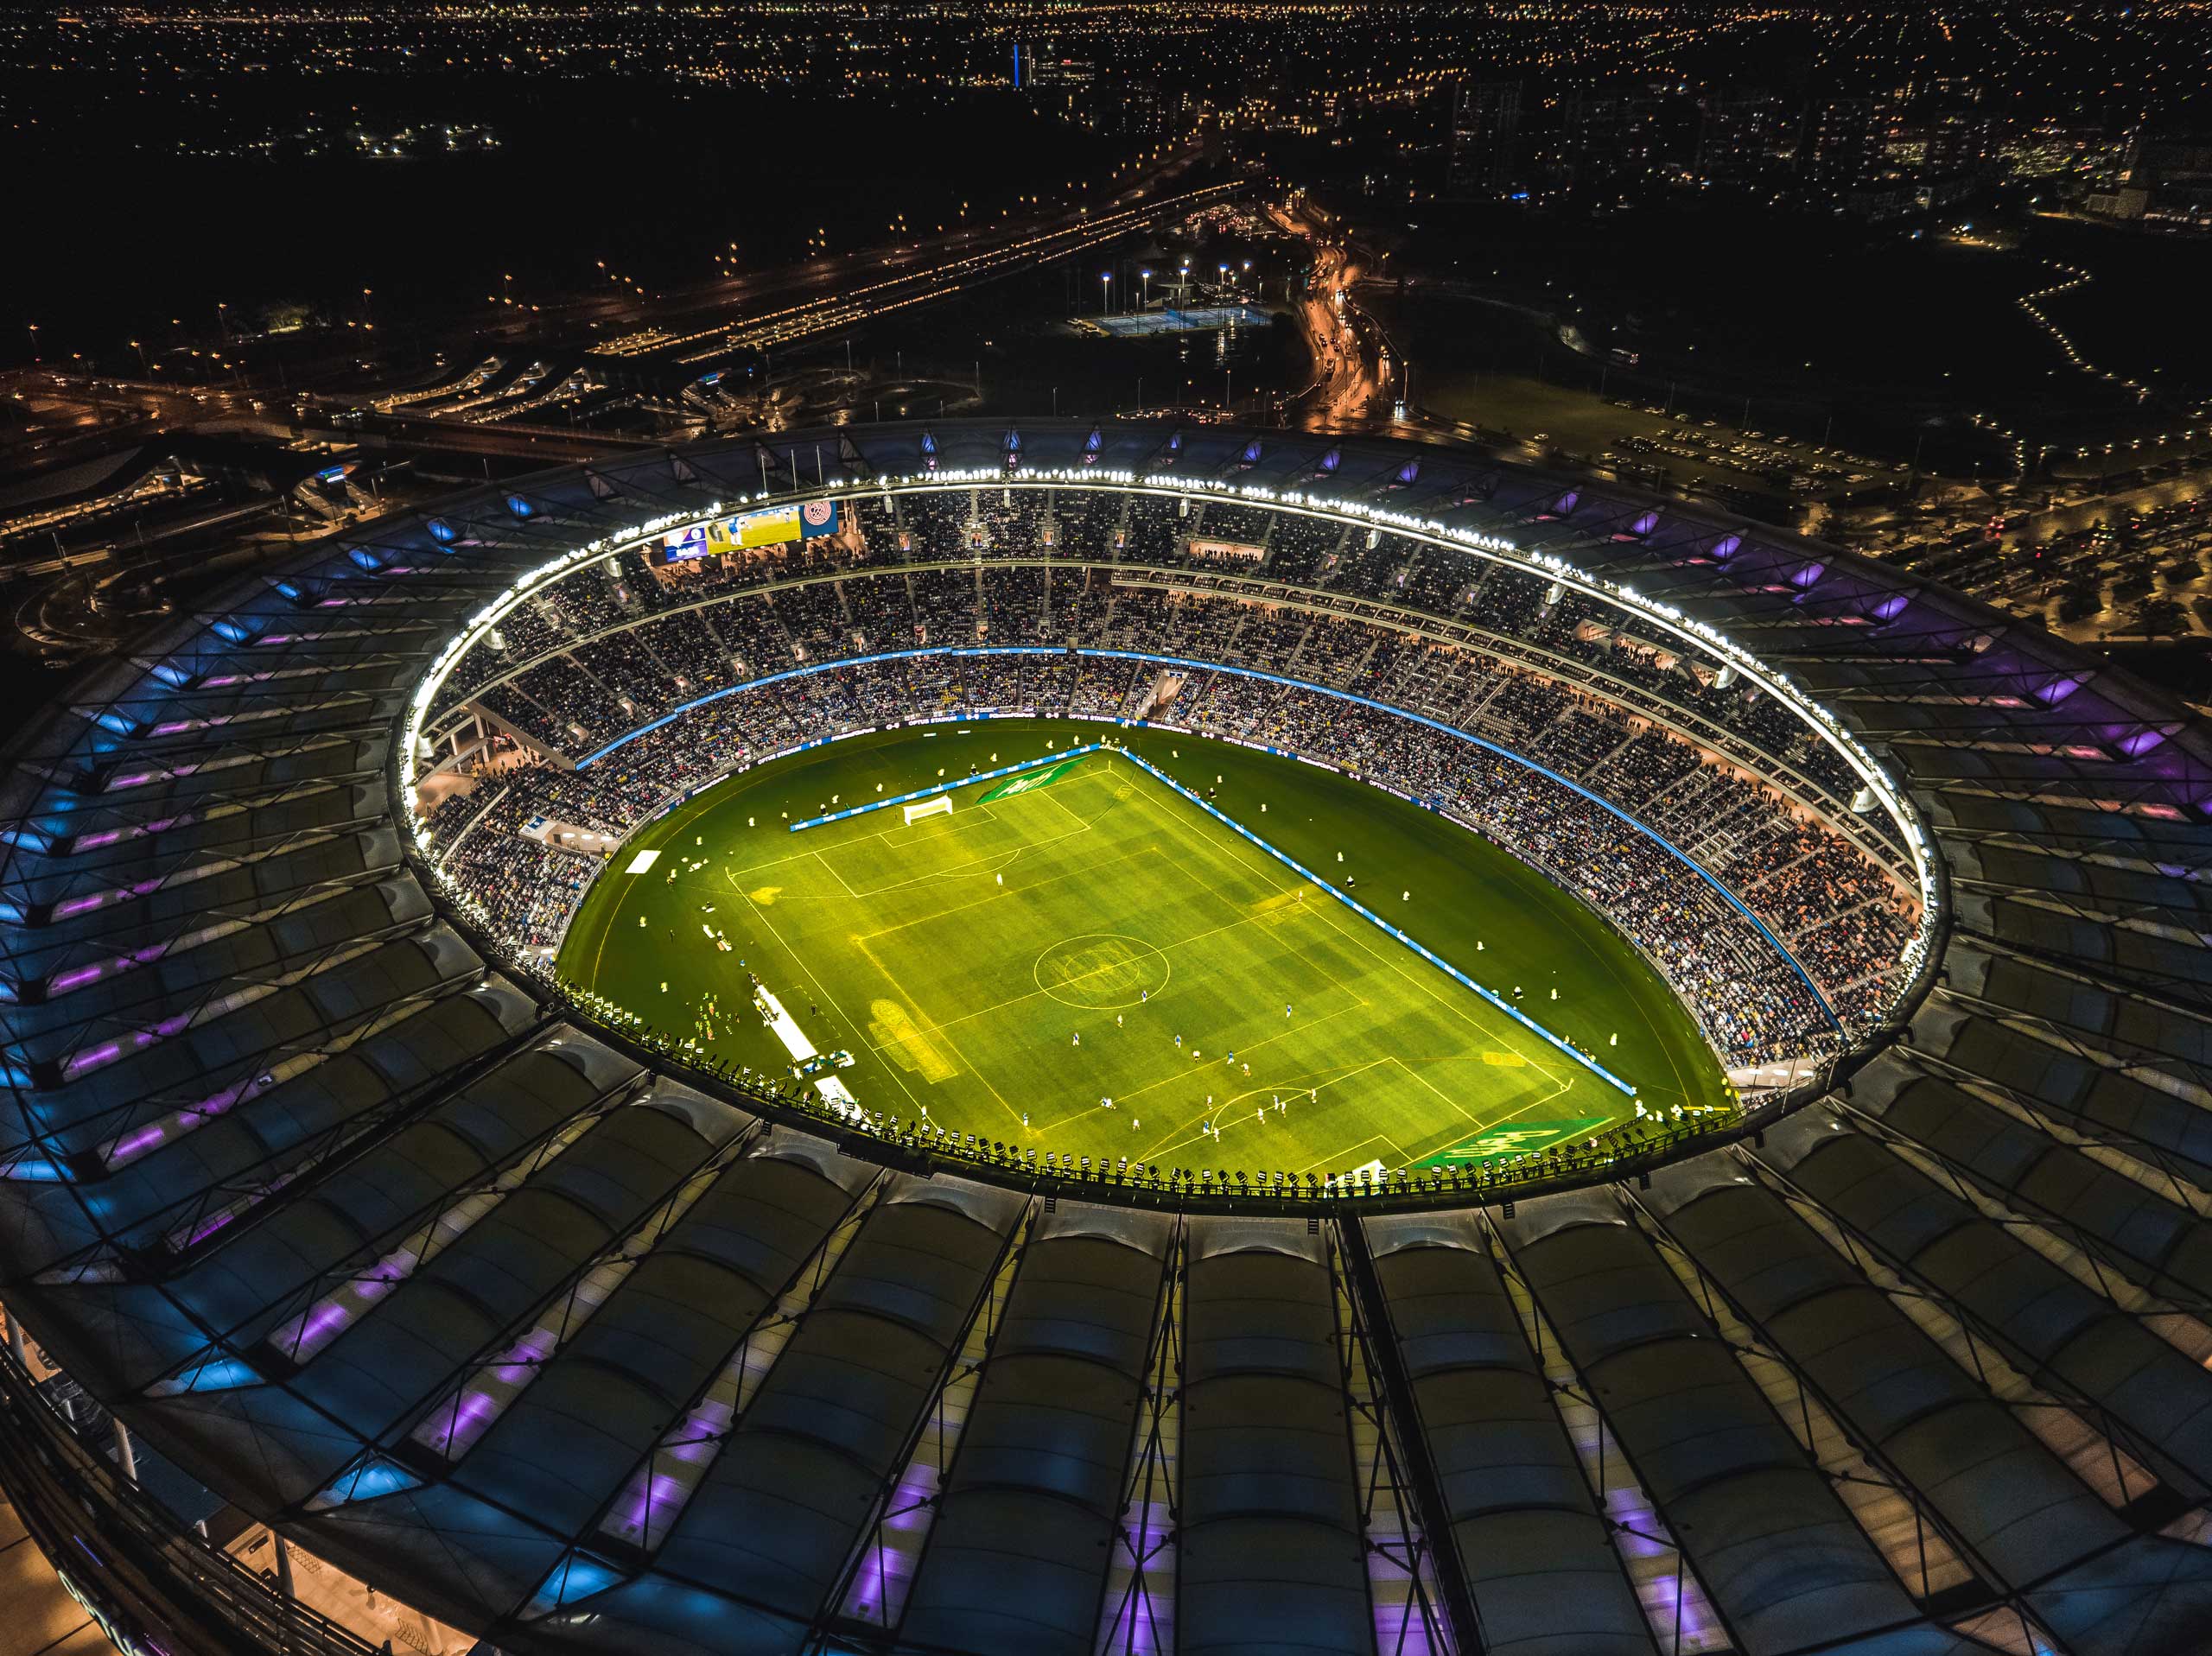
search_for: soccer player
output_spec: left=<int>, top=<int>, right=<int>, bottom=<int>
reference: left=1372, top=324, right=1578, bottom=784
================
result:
left=1072, top=1031, right=1081, bottom=1047
left=1285, top=1003, right=1292, bottom=1018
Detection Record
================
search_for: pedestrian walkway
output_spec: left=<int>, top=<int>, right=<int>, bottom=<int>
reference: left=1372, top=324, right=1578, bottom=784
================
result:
left=0, top=1493, right=112, bottom=1656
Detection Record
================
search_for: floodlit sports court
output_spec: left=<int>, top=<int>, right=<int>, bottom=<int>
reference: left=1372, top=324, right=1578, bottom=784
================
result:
left=560, top=720, right=1726, bottom=1176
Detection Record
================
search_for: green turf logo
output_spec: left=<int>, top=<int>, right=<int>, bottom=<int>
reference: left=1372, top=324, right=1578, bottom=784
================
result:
left=977, top=755, right=1086, bottom=803
left=1438, top=1118, right=1610, bottom=1161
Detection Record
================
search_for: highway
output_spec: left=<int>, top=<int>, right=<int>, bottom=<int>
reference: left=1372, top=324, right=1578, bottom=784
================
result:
left=590, top=174, right=1245, bottom=368
left=1272, top=206, right=1389, bottom=430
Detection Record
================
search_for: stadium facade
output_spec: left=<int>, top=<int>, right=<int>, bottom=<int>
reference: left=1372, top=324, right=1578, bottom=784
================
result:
left=4, top=420, right=2212, bottom=1656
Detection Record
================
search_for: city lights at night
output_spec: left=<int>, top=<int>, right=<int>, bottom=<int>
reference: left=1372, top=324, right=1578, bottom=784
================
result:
left=2, top=7, right=2211, bottom=1656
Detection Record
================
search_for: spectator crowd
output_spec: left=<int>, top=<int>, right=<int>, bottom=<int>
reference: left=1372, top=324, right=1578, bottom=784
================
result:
left=420, top=487, right=1922, bottom=1063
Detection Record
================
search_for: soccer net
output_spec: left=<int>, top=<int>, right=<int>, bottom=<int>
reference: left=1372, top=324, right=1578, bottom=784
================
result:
left=902, top=795, right=954, bottom=827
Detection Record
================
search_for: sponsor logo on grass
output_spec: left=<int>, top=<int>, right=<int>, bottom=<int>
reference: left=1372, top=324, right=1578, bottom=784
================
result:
left=977, top=755, right=1087, bottom=803
left=1438, top=1118, right=1611, bottom=1160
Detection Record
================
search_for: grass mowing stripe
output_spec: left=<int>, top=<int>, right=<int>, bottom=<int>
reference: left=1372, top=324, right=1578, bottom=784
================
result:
left=1118, top=752, right=1637, bottom=1097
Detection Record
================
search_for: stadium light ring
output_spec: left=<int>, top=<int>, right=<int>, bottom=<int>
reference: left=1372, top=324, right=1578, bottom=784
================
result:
left=401, top=473, right=1941, bottom=955
left=397, top=485, right=1939, bottom=1045
left=391, top=510, right=1940, bottom=1211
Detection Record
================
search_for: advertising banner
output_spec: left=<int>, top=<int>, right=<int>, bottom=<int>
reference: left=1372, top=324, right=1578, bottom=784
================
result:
left=709, top=498, right=842, bottom=550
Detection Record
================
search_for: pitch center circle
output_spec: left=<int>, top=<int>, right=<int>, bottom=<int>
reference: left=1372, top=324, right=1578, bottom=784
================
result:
left=1033, top=933, right=1172, bottom=1010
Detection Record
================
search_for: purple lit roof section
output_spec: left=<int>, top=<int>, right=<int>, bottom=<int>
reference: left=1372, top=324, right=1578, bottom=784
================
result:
left=410, top=1329, right=556, bottom=1458
left=601, top=1399, right=734, bottom=1552
left=594, top=1179, right=880, bottom=1553
left=101, top=1069, right=270, bottom=1170
left=403, top=1164, right=718, bottom=1463
left=269, top=1247, right=423, bottom=1365
left=261, top=1115, right=601, bottom=1366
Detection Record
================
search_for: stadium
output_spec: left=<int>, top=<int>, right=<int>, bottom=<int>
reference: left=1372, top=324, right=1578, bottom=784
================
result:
left=3, top=418, right=2211, bottom=1656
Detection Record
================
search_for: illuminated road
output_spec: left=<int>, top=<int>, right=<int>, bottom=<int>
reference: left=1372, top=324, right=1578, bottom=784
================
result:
left=594, top=175, right=1246, bottom=367
left=1274, top=209, right=1387, bottom=431
left=530, top=149, right=1213, bottom=347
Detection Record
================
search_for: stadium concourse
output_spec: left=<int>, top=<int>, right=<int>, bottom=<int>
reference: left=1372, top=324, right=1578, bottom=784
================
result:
left=2, top=423, right=2212, bottom=1656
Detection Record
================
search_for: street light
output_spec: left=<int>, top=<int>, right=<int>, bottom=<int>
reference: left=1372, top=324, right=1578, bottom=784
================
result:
left=24, top=323, right=36, bottom=363
left=1101, top=270, right=1112, bottom=314
left=1141, top=269, right=1152, bottom=311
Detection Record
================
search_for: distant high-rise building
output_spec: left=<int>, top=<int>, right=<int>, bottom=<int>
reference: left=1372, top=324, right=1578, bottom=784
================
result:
left=1807, top=97, right=1883, bottom=194
left=1015, top=42, right=1100, bottom=125
left=1022, top=48, right=1095, bottom=91
left=1550, top=92, right=1627, bottom=189
left=1620, top=88, right=1700, bottom=186
left=1447, top=80, right=1522, bottom=196
left=1114, top=77, right=1186, bottom=137
left=1694, top=92, right=1795, bottom=187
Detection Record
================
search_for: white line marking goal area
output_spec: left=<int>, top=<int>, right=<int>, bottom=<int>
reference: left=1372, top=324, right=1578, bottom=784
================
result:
left=788, top=743, right=1109, bottom=833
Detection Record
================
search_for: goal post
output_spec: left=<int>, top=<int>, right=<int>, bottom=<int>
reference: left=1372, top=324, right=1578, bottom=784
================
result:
left=902, top=795, right=955, bottom=827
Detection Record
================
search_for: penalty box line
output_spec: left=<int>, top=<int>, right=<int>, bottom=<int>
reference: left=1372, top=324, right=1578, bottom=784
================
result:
left=785, top=743, right=1110, bottom=834
left=1117, top=751, right=1639, bottom=1100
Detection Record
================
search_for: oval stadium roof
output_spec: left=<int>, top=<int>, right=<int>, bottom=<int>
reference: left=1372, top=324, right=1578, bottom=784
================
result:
left=4, top=421, right=2212, bottom=1656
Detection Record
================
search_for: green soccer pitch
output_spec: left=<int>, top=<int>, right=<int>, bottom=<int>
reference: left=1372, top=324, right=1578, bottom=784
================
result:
left=556, top=719, right=1731, bottom=1176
